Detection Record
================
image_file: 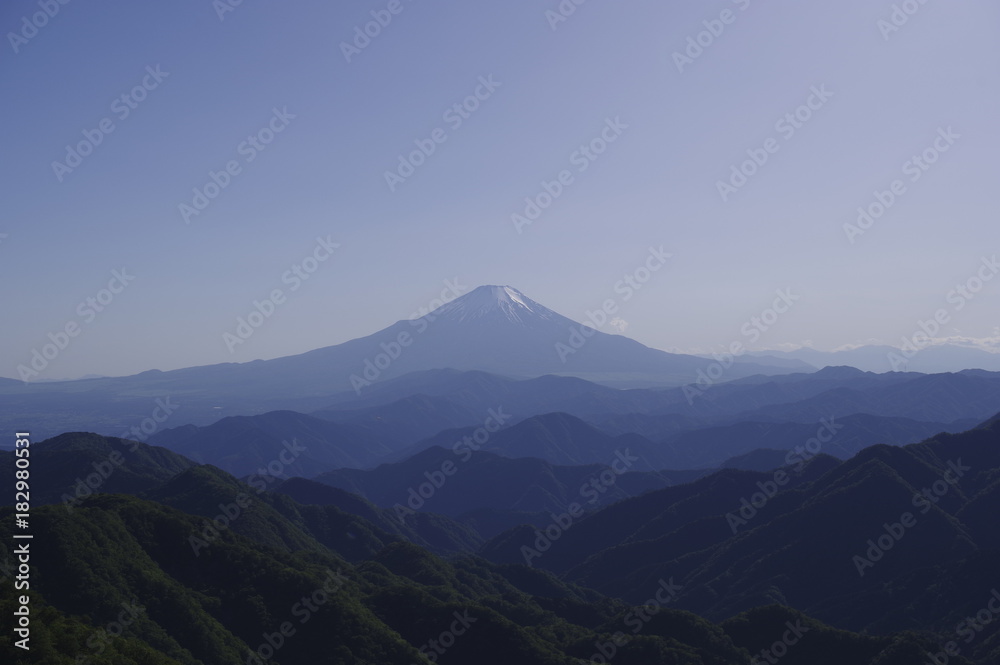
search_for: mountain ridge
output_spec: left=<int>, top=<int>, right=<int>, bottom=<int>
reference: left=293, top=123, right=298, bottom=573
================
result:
left=0, top=285, right=809, bottom=439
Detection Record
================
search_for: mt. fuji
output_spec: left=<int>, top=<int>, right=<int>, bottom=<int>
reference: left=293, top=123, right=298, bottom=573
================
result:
left=285, top=284, right=808, bottom=391
left=0, top=285, right=810, bottom=437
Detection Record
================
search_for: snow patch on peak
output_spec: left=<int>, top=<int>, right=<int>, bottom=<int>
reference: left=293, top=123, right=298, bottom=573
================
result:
left=429, top=285, right=558, bottom=326
left=500, top=286, right=528, bottom=307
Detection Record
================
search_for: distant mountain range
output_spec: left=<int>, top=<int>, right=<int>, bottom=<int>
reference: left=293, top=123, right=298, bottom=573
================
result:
left=309, top=444, right=703, bottom=518
left=10, top=285, right=996, bottom=446
left=147, top=410, right=394, bottom=477
left=133, top=365, right=997, bottom=478
left=0, top=285, right=810, bottom=439
left=747, top=342, right=1000, bottom=373
left=315, top=365, right=1000, bottom=429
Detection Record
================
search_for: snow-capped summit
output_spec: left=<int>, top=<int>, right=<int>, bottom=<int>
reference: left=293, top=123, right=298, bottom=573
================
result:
left=430, top=285, right=558, bottom=326
left=6, top=284, right=809, bottom=411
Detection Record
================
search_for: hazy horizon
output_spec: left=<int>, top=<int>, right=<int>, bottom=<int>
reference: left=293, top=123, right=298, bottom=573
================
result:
left=8, top=280, right=1000, bottom=382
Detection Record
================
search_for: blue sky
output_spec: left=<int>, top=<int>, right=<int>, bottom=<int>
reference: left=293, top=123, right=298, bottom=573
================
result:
left=2, top=0, right=998, bottom=379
